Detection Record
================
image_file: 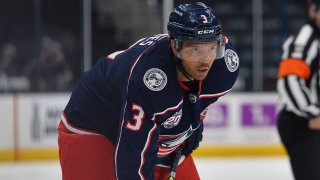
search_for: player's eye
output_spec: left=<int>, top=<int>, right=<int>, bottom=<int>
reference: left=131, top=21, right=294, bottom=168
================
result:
left=210, top=46, right=217, bottom=51
left=191, top=47, right=199, bottom=53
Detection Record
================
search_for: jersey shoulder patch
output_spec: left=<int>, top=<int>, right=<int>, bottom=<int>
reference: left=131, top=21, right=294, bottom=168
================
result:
left=143, top=68, right=168, bottom=91
left=224, top=48, right=239, bottom=72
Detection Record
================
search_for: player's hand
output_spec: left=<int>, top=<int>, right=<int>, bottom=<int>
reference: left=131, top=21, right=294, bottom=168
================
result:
left=309, top=116, right=320, bottom=130
left=182, top=121, right=204, bottom=156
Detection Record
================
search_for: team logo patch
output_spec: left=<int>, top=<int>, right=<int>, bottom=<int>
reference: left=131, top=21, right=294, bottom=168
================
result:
left=224, top=49, right=239, bottom=72
left=162, top=109, right=182, bottom=129
left=143, top=68, right=167, bottom=91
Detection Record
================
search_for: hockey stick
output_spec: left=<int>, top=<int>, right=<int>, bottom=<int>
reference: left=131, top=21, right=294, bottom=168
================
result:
left=167, top=147, right=183, bottom=180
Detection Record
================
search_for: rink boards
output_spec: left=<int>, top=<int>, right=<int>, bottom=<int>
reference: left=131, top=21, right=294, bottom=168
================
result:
left=0, top=93, right=286, bottom=161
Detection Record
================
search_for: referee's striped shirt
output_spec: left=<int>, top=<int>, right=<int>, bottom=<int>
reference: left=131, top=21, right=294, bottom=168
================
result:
left=277, top=22, right=320, bottom=118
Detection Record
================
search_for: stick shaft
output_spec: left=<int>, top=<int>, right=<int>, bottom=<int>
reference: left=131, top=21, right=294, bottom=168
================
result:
left=167, top=147, right=183, bottom=180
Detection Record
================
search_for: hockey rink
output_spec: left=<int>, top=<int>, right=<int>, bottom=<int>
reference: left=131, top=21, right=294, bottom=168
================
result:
left=0, top=156, right=293, bottom=180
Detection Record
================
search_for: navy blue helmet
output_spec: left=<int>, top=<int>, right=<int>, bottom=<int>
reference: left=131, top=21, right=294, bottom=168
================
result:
left=167, top=2, right=222, bottom=43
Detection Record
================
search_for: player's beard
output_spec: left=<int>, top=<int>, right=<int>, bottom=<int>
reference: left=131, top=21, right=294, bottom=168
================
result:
left=182, top=61, right=211, bottom=81
left=174, top=56, right=212, bottom=81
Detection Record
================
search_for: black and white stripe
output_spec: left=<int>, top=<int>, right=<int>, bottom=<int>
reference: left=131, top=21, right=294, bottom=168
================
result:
left=277, top=23, right=320, bottom=118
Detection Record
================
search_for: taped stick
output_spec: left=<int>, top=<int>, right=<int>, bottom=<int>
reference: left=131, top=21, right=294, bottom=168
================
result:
left=167, top=147, right=183, bottom=180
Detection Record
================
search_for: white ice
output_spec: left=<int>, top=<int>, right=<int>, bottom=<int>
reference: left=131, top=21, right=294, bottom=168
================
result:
left=0, top=156, right=293, bottom=180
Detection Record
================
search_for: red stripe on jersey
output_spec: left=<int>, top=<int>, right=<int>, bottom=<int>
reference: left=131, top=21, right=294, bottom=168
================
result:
left=151, top=100, right=183, bottom=121
left=138, top=123, right=158, bottom=180
left=178, top=81, right=190, bottom=90
left=198, top=80, right=203, bottom=95
left=199, top=89, right=230, bottom=99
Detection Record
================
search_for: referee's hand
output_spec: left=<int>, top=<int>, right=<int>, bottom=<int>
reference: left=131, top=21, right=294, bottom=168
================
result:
left=309, top=116, right=320, bottom=130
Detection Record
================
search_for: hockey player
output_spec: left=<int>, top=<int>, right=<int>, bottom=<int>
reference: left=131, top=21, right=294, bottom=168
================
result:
left=58, top=2, right=239, bottom=180
left=277, top=0, right=320, bottom=179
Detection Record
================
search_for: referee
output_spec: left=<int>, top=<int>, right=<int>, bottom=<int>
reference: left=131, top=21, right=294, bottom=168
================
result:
left=277, top=1, right=320, bottom=179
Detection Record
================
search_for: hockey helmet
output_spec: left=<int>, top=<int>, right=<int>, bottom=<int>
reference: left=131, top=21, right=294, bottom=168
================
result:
left=167, top=2, right=222, bottom=43
left=167, top=2, right=225, bottom=59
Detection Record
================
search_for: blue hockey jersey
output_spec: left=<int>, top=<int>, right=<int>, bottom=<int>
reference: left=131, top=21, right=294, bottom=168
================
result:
left=62, top=34, right=239, bottom=180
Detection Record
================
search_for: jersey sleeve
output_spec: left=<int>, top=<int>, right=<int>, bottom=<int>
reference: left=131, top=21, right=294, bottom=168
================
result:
left=277, top=26, right=320, bottom=118
left=115, top=79, right=160, bottom=180
left=201, top=41, right=240, bottom=99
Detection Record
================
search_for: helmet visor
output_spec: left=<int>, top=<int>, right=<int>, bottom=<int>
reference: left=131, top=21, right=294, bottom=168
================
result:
left=177, top=41, right=225, bottom=61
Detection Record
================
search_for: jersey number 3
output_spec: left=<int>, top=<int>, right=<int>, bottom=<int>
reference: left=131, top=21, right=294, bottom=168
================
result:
left=126, top=104, right=145, bottom=131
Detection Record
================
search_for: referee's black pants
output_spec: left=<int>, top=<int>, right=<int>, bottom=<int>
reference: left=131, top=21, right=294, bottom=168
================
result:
left=277, top=110, right=320, bottom=180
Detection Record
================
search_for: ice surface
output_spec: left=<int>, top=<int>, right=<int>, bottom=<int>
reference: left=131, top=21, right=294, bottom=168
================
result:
left=0, top=156, right=293, bottom=180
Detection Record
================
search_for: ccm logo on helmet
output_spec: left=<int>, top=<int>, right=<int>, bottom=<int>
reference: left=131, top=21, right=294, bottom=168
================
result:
left=197, top=30, right=215, bottom=34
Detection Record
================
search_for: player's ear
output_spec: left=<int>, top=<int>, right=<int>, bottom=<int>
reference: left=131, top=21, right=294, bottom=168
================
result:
left=170, top=39, right=178, bottom=55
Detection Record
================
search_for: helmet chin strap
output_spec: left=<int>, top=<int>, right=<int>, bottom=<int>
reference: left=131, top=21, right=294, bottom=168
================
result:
left=173, top=56, right=195, bottom=81
left=172, top=39, right=195, bottom=81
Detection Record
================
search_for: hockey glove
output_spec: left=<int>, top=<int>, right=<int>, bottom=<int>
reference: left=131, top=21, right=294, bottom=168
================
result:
left=182, top=121, right=204, bottom=157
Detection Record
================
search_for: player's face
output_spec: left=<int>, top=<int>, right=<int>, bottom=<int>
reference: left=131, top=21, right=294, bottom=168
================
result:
left=178, top=41, right=218, bottom=80
left=315, top=9, right=320, bottom=28
left=309, top=5, right=320, bottom=29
